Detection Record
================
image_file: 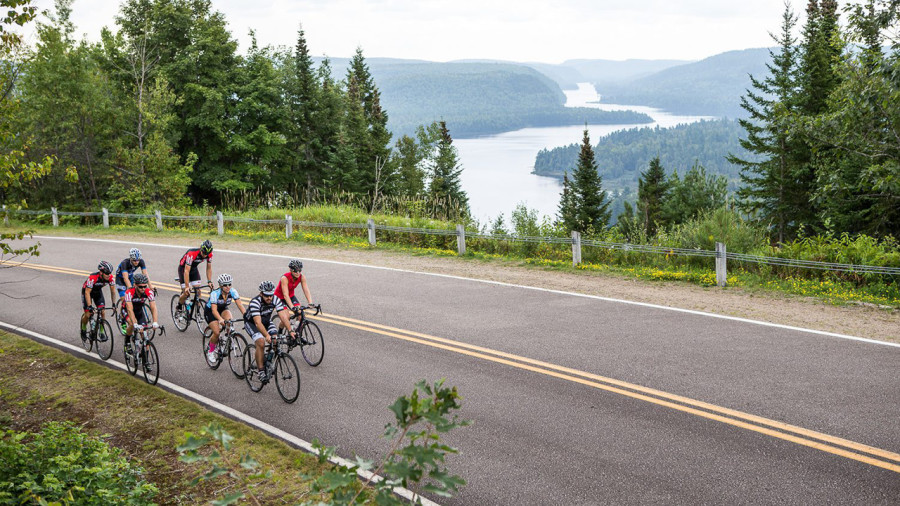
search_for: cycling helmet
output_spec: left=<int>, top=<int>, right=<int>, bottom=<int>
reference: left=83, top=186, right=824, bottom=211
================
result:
left=200, top=239, right=213, bottom=255
left=98, top=260, right=113, bottom=274
left=129, top=248, right=142, bottom=260
left=288, top=259, right=303, bottom=272
left=132, top=273, right=149, bottom=285
left=217, top=273, right=233, bottom=286
left=258, top=280, right=276, bottom=296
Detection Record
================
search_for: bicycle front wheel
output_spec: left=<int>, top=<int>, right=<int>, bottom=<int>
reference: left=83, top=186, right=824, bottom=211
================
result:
left=228, top=332, right=249, bottom=379
left=275, top=353, right=300, bottom=403
left=80, top=319, right=92, bottom=352
left=300, top=321, right=325, bottom=367
left=194, top=302, right=207, bottom=335
left=170, top=295, right=189, bottom=332
left=142, top=342, right=160, bottom=385
left=142, top=306, right=156, bottom=340
left=243, top=347, right=263, bottom=392
left=124, top=339, right=138, bottom=376
left=114, top=299, right=127, bottom=336
left=95, top=320, right=114, bottom=360
left=202, top=331, right=221, bottom=369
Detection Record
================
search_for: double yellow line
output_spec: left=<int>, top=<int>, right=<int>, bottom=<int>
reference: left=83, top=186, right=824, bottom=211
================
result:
left=5, top=260, right=900, bottom=474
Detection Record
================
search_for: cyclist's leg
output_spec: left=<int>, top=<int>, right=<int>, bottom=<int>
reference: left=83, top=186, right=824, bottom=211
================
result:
left=80, top=290, right=91, bottom=330
left=94, top=292, right=106, bottom=320
left=116, top=284, right=127, bottom=298
left=244, top=322, right=267, bottom=375
left=206, top=308, right=221, bottom=351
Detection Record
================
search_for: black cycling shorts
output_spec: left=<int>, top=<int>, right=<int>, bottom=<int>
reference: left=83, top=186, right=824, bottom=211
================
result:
left=178, top=265, right=201, bottom=288
left=81, top=290, right=105, bottom=312
left=204, top=306, right=231, bottom=324
left=123, top=305, right=150, bottom=326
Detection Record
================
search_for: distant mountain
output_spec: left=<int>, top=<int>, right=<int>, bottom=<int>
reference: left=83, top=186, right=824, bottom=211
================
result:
left=561, top=59, right=691, bottom=86
left=595, top=48, right=773, bottom=118
left=316, top=58, right=653, bottom=138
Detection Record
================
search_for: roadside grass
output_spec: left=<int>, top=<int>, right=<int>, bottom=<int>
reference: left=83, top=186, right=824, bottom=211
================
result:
left=0, top=330, right=333, bottom=505
left=6, top=220, right=899, bottom=309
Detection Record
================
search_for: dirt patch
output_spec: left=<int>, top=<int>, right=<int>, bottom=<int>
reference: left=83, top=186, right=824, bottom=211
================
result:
left=33, top=228, right=900, bottom=344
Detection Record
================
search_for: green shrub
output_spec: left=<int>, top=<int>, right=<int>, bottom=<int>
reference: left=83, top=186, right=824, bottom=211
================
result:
left=0, top=421, right=157, bottom=505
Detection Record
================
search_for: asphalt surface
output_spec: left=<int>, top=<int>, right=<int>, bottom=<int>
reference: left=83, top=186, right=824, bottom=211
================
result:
left=1, top=236, right=898, bottom=505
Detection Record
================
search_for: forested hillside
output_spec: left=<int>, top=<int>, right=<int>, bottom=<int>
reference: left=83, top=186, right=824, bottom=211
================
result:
left=323, top=59, right=654, bottom=138
left=534, top=119, right=755, bottom=189
left=596, top=49, right=772, bottom=118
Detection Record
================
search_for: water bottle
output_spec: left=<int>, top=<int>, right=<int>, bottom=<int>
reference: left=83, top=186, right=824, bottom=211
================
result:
left=89, top=319, right=96, bottom=332
left=185, top=300, right=193, bottom=314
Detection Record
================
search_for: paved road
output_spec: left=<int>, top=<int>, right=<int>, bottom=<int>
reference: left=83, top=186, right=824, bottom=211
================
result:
left=1, top=236, right=898, bottom=505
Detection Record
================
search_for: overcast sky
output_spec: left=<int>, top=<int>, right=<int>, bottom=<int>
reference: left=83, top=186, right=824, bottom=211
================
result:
left=31, top=0, right=798, bottom=62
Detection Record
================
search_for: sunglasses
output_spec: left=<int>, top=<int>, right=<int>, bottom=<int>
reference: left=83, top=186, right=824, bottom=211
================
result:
left=136, top=285, right=148, bottom=289
left=220, top=283, right=232, bottom=287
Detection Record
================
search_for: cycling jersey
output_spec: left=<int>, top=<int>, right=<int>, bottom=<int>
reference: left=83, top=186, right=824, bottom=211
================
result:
left=206, top=287, right=240, bottom=310
left=179, top=248, right=212, bottom=268
left=83, top=272, right=113, bottom=293
left=243, top=295, right=285, bottom=328
left=274, top=272, right=302, bottom=306
left=115, top=258, right=146, bottom=285
left=121, top=287, right=155, bottom=324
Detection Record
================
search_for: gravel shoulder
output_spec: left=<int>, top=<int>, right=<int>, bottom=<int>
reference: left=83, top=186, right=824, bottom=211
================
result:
left=27, top=228, right=900, bottom=344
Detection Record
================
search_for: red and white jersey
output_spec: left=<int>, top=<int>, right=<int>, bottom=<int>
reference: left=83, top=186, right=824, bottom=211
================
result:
left=82, top=272, right=113, bottom=292
left=275, top=272, right=302, bottom=304
left=179, top=248, right=212, bottom=268
left=123, top=287, right=155, bottom=308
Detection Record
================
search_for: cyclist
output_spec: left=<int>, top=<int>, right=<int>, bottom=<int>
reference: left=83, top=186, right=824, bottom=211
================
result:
left=121, top=273, right=159, bottom=351
left=115, top=248, right=153, bottom=297
left=176, top=239, right=214, bottom=310
left=274, top=259, right=316, bottom=338
left=205, top=273, right=246, bottom=364
left=81, top=261, right=117, bottom=341
left=243, top=281, right=295, bottom=382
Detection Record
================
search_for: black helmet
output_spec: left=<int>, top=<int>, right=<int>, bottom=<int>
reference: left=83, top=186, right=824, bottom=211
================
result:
left=289, top=259, right=303, bottom=272
left=98, top=260, right=113, bottom=274
left=133, top=273, right=149, bottom=285
left=258, top=280, right=276, bottom=296
left=200, top=239, right=213, bottom=255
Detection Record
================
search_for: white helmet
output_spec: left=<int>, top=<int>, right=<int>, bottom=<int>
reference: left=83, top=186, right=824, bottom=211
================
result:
left=217, top=273, right=233, bottom=286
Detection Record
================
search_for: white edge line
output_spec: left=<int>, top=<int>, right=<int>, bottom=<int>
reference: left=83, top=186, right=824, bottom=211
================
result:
left=31, top=235, right=900, bottom=349
left=0, top=320, right=440, bottom=506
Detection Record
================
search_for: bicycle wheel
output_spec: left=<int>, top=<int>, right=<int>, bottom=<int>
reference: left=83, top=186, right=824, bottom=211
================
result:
left=142, top=306, right=156, bottom=340
left=300, top=321, right=325, bottom=367
left=194, top=302, right=207, bottom=335
left=243, top=347, right=263, bottom=392
left=202, top=330, right=221, bottom=369
left=274, top=353, right=300, bottom=403
left=80, top=319, right=92, bottom=352
left=114, top=299, right=128, bottom=336
left=171, top=294, right=189, bottom=332
left=142, top=342, right=160, bottom=385
left=95, top=320, right=114, bottom=360
left=228, top=332, right=249, bottom=379
left=124, top=338, right=138, bottom=376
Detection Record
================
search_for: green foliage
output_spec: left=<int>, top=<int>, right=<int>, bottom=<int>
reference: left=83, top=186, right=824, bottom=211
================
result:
left=662, top=164, right=728, bottom=225
left=636, top=156, right=670, bottom=236
left=427, top=121, right=469, bottom=218
left=661, top=207, right=769, bottom=256
left=177, top=423, right=272, bottom=506
left=566, top=129, right=611, bottom=233
left=0, top=421, right=157, bottom=504
left=302, top=379, right=469, bottom=505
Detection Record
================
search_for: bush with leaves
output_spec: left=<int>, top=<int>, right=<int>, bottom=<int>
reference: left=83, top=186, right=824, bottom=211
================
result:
left=0, top=421, right=157, bottom=504
left=302, top=379, right=469, bottom=505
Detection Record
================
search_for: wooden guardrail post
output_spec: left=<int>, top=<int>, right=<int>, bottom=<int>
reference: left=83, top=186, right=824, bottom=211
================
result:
left=216, top=211, right=224, bottom=235
left=716, top=242, right=727, bottom=287
left=102, top=208, right=109, bottom=228
left=155, top=210, right=163, bottom=231
left=52, top=207, right=59, bottom=227
left=367, top=219, right=376, bottom=247
left=456, top=224, right=466, bottom=256
left=571, top=231, right=582, bottom=266
left=285, top=215, right=293, bottom=238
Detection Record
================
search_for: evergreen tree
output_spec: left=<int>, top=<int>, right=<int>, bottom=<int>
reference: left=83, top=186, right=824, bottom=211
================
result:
left=345, top=47, right=393, bottom=197
left=568, top=128, right=610, bottom=233
left=663, top=164, right=728, bottom=225
left=636, top=156, right=669, bottom=236
left=729, top=4, right=804, bottom=242
left=310, top=57, right=344, bottom=201
left=282, top=26, right=321, bottom=193
left=427, top=121, right=468, bottom=218
left=556, top=172, right=577, bottom=231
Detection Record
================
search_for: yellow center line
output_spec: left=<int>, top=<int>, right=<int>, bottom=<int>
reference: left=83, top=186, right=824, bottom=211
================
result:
left=5, top=260, right=900, bottom=473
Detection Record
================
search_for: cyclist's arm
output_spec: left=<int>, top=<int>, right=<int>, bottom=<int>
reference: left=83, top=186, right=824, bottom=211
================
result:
left=300, top=276, right=313, bottom=305
left=149, top=300, right=159, bottom=324
left=252, top=315, right=269, bottom=341
left=83, top=285, right=92, bottom=307
left=182, top=263, right=191, bottom=292
left=108, top=279, right=117, bottom=306
left=125, top=299, right=137, bottom=325
left=205, top=261, right=213, bottom=288
left=234, top=298, right=246, bottom=314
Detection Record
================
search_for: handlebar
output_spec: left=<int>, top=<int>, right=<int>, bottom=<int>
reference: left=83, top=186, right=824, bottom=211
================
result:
left=293, top=304, right=322, bottom=316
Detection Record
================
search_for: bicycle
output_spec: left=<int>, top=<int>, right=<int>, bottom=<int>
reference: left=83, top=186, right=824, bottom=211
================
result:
left=170, top=280, right=208, bottom=334
left=242, top=333, right=300, bottom=403
left=202, top=319, right=249, bottom=379
left=124, top=324, right=164, bottom=385
left=80, top=306, right=114, bottom=360
left=280, top=304, right=324, bottom=367
left=114, top=290, right=156, bottom=339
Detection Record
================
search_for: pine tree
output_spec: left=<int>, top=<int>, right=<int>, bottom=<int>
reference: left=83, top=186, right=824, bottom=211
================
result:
left=636, top=156, right=669, bottom=236
left=282, top=26, right=321, bottom=192
left=556, top=172, right=577, bottom=231
left=729, top=4, right=803, bottom=242
left=568, top=128, right=610, bottom=233
left=345, top=47, right=393, bottom=197
left=427, top=121, right=468, bottom=219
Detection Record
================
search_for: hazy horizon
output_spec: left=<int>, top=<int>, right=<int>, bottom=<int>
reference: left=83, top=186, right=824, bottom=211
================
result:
left=29, top=0, right=795, bottom=63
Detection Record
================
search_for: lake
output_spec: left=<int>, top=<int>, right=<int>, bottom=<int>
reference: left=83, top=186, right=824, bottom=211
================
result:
left=455, top=83, right=711, bottom=225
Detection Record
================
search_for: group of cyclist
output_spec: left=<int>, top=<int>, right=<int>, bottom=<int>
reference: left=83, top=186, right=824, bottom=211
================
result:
left=81, top=239, right=317, bottom=383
